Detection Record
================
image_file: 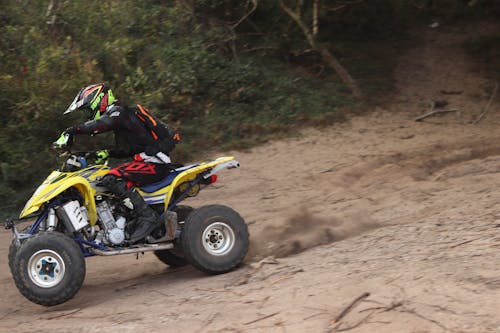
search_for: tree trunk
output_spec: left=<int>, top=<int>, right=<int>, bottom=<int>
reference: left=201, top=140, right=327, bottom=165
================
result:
left=279, top=0, right=362, bottom=99
left=313, top=0, right=319, bottom=36
left=320, top=49, right=362, bottom=99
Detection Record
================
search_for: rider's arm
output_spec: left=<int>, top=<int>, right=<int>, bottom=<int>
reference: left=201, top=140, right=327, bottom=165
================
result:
left=66, top=115, right=118, bottom=136
left=67, top=115, right=130, bottom=157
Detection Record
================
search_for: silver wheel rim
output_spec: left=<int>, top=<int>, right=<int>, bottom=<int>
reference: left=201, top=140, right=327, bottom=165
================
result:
left=202, top=222, right=235, bottom=256
left=28, top=249, right=66, bottom=288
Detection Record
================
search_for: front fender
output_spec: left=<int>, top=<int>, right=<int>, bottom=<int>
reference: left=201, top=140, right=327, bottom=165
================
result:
left=20, top=176, right=98, bottom=224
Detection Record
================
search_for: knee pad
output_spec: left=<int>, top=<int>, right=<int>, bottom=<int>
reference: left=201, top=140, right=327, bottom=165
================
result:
left=100, top=175, right=129, bottom=196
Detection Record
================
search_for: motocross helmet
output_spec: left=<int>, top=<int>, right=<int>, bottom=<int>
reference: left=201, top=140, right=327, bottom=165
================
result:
left=64, top=83, right=116, bottom=120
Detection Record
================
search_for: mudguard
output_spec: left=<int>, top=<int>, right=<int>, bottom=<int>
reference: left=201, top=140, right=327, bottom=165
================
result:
left=20, top=166, right=109, bottom=224
left=136, top=157, right=239, bottom=207
left=164, top=156, right=239, bottom=206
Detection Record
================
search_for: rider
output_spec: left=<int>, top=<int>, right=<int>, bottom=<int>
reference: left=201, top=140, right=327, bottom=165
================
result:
left=55, top=83, right=179, bottom=243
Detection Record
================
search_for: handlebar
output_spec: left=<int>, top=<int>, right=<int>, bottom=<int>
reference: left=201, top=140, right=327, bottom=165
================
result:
left=58, top=151, right=109, bottom=172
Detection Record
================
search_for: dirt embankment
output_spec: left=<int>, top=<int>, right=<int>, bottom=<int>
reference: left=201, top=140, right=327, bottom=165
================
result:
left=1, top=22, right=499, bottom=333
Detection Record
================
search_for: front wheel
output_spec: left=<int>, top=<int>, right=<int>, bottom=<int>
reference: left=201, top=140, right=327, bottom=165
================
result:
left=181, top=205, right=249, bottom=274
left=11, top=232, right=86, bottom=306
left=8, top=239, right=19, bottom=274
left=8, top=225, right=32, bottom=274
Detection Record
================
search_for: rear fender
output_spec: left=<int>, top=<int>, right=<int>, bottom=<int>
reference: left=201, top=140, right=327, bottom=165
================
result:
left=164, top=156, right=239, bottom=207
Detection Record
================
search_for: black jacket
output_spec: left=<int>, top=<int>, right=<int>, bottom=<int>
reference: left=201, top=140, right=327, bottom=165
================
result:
left=68, top=105, right=172, bottom=158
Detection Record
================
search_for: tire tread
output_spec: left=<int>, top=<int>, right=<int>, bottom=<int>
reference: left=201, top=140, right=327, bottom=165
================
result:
left=12, top=232, right=86, bottom=306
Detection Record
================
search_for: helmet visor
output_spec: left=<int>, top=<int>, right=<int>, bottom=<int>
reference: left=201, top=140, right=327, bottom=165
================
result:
left=63, top=88, right=84, bottom=114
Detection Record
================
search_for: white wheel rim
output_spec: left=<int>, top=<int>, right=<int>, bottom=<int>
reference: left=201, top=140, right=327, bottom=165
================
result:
left=28, top=249, right=66, bottom=288
left=202, top=222, right=235, bottom=256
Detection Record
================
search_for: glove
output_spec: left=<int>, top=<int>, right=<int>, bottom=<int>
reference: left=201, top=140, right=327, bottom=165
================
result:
left=52, top=131, right=73, bottom=149
left=94, top=150, right=109, bottom=165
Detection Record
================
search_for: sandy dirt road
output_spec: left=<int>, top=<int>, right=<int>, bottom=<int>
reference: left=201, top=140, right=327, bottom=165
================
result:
left=1, top=23, right=499, bottom=333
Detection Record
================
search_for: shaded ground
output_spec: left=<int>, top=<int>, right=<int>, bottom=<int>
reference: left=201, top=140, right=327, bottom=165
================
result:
left=1, top=21, right=500, bottom=333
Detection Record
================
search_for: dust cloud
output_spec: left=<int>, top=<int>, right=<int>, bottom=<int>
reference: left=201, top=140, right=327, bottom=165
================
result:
left=247, top=208, right=379, bottom=260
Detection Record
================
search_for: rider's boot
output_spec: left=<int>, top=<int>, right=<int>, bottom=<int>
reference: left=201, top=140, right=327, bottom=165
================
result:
left=100, top=175, right=162, bottom=243
left=126, top=189, right=163, bottom=243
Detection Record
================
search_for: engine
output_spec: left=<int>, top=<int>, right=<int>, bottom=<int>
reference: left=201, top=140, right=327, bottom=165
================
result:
left=95, top=200, right=127, bottom=246
left=56, top=199, right=127, bottom=246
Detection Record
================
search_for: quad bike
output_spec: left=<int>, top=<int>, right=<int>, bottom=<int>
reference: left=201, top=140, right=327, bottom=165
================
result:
left=6, top=149, right=249, bottom=306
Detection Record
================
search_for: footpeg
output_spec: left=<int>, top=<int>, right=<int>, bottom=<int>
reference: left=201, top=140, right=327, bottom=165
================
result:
left=145, top=211, right=178, bottom=244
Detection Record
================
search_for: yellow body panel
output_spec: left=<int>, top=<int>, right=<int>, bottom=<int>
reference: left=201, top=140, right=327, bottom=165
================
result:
left=20, top=166, right=110, bottom=225
left=20, top=156, right=236, bottom=223
left=163, top=156, right=235, bottom=206
left=136, top=156, right=236, bottom=207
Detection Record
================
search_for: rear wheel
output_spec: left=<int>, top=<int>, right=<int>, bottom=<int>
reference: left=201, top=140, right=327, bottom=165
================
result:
left=154, top=205, right=193, bottom=268
left=154, top=248, right=187, bottom=268
left=11, top=232, right=86, bottom=306
left=181, top=205, right=249, bottom=274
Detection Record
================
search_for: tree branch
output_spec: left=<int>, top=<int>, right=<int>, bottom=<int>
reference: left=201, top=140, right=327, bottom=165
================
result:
left=232, top=0, right=258, bottom=29
left=279, top=0, right=317, bottom=48
left=322, top=0, right=365, bottom=12
left=279, top=0, right=362, bottom=98
left=313, top=0, right=319, bottom=36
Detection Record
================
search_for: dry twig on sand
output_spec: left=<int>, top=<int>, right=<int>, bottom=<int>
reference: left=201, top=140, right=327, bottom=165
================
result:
left=243, top=311, right=280, bottom=325
left=332, top=311, right=377, bottom=332
left=415, top=109, right=460, bottom=122
left=330, top=292, right=370, bottom=326
left=399, top=307, right=449, bottom=331
left=330, top=297, right=452, bottom=332
left=359, top=301, right=403, bottom=313
left=450, top=237, right=482, bottom=248
left=43, top=308, right=81, bottom=320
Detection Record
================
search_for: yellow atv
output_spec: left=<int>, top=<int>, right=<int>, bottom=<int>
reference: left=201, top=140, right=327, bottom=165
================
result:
left=6, top=151, right=248, bottom=306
